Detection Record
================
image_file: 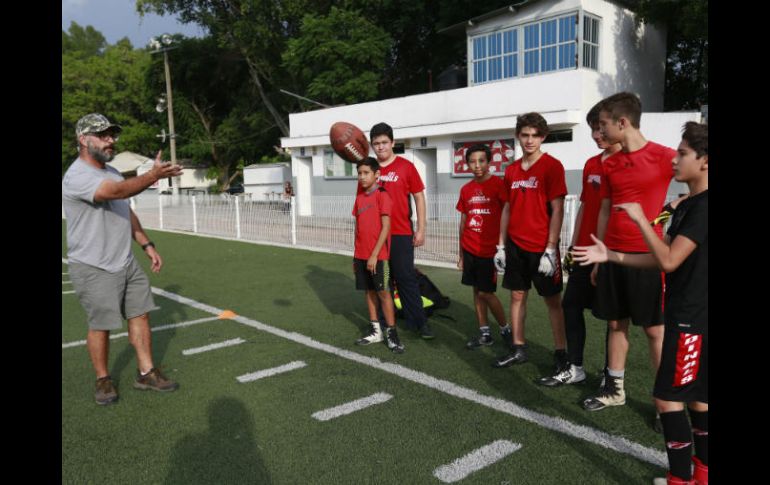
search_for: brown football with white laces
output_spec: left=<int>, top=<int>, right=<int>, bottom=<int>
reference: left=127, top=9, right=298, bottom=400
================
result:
left=329, top=121, right=369, bottom=163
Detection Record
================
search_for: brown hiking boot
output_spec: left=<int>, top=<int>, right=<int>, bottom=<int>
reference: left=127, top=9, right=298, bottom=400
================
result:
left=133, top=367, right=179, bottom=392
left=95, top=376, right=118, bottom=405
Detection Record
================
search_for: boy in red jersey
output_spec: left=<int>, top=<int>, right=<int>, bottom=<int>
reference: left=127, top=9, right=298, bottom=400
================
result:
left=537, top=102, right=621, bottom=387
left=491, top=113, right=568, bottom=379
left=574, top=122, right=708, bottom=485
left=363, top=122, right=434, bottom=339
left=456, top=144, right=510, bottom=348
left=352, top=157, right=404, bottom=353
left=582, top=92, right=676, bottom=414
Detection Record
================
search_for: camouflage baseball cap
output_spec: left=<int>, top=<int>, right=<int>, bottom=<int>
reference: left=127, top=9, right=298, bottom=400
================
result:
left=75, top=113, right=122, bottom=137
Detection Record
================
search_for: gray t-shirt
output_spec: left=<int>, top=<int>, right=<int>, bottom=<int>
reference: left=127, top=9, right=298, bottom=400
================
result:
left=62, top=158, right=134, bottom=272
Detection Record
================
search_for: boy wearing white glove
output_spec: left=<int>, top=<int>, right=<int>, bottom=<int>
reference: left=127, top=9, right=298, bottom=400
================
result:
left=493, top=112, right=569, bottom=377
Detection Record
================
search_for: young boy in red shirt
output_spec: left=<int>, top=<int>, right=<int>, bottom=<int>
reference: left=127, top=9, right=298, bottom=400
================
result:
left=574, top=121, right=708, bottom=485
left=492, top=113, right=568, bottom=379
left=456, top=144, right=510, bottom=348
left=352, top=157, right=404, bottom=353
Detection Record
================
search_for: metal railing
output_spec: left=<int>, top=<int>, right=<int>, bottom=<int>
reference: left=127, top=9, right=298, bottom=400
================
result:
left=116, top=192, right=582, bottom=266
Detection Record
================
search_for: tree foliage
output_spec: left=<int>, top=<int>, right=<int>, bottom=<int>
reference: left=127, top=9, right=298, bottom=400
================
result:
left=635, top=0, right=708, bottom=110
left=62, top=23, right=157, bottom=173
left=283, top=7, right=390, bottom=105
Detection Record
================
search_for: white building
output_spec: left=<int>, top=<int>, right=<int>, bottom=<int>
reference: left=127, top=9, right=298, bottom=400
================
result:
left=280, top=0, right=701, bottom=216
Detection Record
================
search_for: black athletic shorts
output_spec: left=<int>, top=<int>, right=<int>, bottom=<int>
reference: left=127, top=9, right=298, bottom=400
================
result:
left=502, top=239, right=562, bottom=297
left=653, top=326, right=708, bottom=403
left=353, top=258, right=388, bottom=291
left=562, top=263, right=595, bottom=310
left=592, top=261, right=663, bottom=327
left=461, top=249, right=498, bottom=293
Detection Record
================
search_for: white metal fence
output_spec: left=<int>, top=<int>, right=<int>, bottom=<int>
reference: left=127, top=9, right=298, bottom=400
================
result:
left=64, top=191, right=682, bottom=266
left=117, top=192, right=582, bottom=266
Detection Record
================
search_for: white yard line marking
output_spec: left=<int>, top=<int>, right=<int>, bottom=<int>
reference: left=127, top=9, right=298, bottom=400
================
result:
left=311, top=392, right=393, bottom=422
left=61, top=316, right=220, bottom=349
left=62, top=280, right=72, bottom=284
left=183, top=338, right=245, bottom=355
left=236, top=361, right=307, bottom=383
left=148, top=287, right=666, bottom=468
left=62, top=290, right=76, bottom=295
left=433, top=440, right=523, bottom=483
left=62, top=272, right=68, bottom=275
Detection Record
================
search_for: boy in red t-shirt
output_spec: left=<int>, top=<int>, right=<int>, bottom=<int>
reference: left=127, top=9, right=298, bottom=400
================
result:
left=582, top=92, right=676, bottom=417
left=537, top=102, right=621, bottom=387
left=492, top=113, right=568, bottom=379
left=455, top=144, right=510, bottom=348
left=352, top=157, right=404, bottom=353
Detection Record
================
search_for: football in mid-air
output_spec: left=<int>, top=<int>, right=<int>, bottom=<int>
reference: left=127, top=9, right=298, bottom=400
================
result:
left=329, top=121, right=369, bottom=163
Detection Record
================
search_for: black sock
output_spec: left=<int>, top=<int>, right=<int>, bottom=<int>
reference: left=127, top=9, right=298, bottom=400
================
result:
left=689, top=409, right=708, bottom=466
left=660, top=410, right=693, bottom=479
left=563, top=304, right=586, bottom=366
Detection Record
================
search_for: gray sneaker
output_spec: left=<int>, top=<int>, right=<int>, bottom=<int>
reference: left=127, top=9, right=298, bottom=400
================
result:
left=95, top=376, right=118, bottom=405
left=492, top=344, right=528, bottom=368
left=134, top=368, right=179, bottom=392
left=537, top=364, right=587, bottom=387
left=385, top=327, right=405, bottom=354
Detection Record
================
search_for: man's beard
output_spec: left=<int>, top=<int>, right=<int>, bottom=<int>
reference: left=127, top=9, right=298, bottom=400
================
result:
left=87, top=141, right=114, bottom=163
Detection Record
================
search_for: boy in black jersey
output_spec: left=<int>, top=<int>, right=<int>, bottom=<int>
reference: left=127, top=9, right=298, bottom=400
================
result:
left=573, top=122, right=707, bottom=485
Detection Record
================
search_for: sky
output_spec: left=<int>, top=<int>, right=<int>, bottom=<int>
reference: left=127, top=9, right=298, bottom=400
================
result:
left=62, top=0, right=205, bottom=48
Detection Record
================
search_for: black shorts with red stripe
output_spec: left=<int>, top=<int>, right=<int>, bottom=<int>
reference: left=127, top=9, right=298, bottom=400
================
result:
left=653, top=326, right=708, bottom=403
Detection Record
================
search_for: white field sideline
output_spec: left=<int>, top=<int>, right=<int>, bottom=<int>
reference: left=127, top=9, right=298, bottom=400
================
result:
left=61, top=316, right=220, bottom=349
left=182, top=338, right=245, bottom=355
left=236, top=361, right=307, bottom=383
left=62, top=290, right=76, bottom=295
left=149, top=285, right=667, bottom=469
left=311, top=392, right=393, bottom=422
left=433, top=440, right=523, bottom=483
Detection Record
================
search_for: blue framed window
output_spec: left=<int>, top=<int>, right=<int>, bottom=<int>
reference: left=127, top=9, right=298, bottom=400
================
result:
left=470, top=11, right=592, bottom=85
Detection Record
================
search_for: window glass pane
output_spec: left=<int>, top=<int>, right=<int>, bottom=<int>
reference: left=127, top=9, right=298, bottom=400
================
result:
left=525, top=50, right=538, bottom=74
left=541, top=46, right=556, bottom=72
left=504, top=29, right=514, bottom=53
left=324, top=150, right=355, bottom=178
left=592, top=19, right=599, bottom=43
left=525, top=24, right=539, bottom=49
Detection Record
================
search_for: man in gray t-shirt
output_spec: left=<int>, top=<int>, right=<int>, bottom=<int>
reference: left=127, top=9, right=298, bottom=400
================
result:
left=62, top=113, right=183, bottom=405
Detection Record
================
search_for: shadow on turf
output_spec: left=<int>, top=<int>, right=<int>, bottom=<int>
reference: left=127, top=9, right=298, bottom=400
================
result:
left=163, top=397, right=272, bottom=484
left=110, top=284, right=189, bottom=380
left=304, top=264, right=367, bottom=331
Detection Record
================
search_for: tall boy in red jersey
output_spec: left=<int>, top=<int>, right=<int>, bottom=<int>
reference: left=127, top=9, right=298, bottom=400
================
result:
left=582, top=92, right=676, bottom=415
left=492, top=113, right=569, bottom=381
left=455, top=144, right=510, bottom=349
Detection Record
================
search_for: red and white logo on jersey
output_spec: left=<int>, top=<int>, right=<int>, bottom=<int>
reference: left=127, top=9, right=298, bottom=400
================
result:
left=673, top=333, right=702, bottom=387
left=511, top=177, right=538, bottom=190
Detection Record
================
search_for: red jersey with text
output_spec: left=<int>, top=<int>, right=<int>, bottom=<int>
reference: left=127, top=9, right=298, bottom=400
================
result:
left=357, top=156, right=425, bottom=236
left=601, top=141, right=675, bottom=252
left=503, top=153, right=567, bottom=253
left=456, top=175, right=507, bottom=258
left=575, top=153, right=610, bottom=247
left=352, top=186, right=392, bottom=260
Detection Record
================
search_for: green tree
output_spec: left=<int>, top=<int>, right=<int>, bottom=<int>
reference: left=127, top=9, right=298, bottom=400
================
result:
left=635, top=0, right=708, bottom=110
left=147, top=36, right=279, bottom=188
left=62, top=25, right=158, bottom=173
left=282, top=7, right=390, bottom=105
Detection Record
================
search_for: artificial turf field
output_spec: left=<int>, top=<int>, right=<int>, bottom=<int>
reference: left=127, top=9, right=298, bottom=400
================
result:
left=62, top=221, right=668, bottom=484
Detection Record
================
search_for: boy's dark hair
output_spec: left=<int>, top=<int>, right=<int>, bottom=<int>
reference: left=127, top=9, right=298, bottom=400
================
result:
left=465, top=143, right=492, bottom=164
left=357, top=156, right=380, bottom=172
left=515, top=112, right=549, bottom=137
left=681, top=121, right=708, bottom=158
left=370, top=122, right=394, bottom=142
left=600, top=92, right=642, bottom=128
left=586, top=100, right=604, bottom=127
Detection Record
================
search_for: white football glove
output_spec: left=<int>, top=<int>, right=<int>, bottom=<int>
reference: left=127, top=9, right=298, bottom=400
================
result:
left=494, top=245, right=506, bottom=274
left=538, top=248, right=558, bottom=277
